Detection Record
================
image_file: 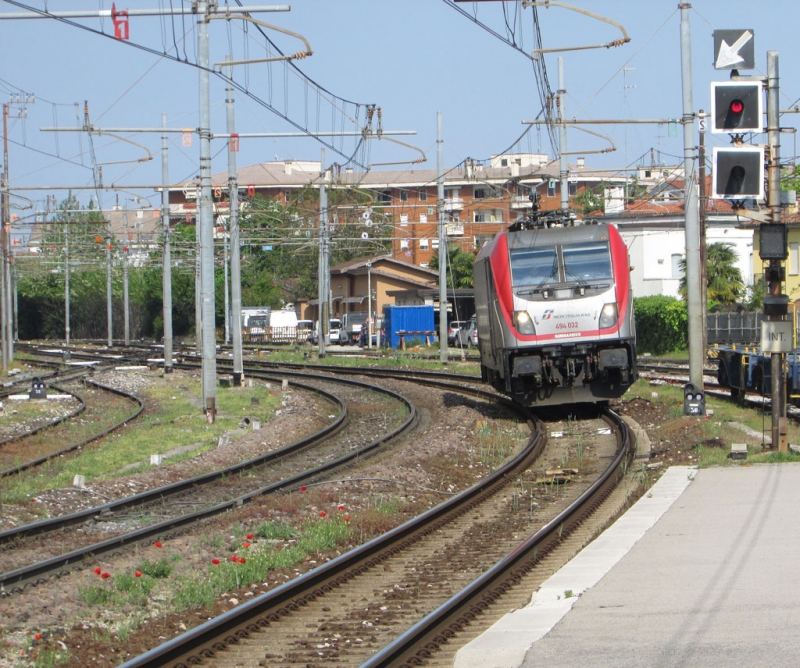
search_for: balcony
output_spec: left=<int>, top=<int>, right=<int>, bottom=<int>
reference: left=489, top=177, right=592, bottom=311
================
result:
left=445, top=223, right=464, bottom=236
left=443, top=197, right=464, bottom=212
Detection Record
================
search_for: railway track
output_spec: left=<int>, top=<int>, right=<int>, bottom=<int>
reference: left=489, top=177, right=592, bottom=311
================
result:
left=0, top=377, right=143, bottom=478
left=4, top=343, right=642, bottom=666
left=0, top=369, right=417, bottom=594
left=116, top=407, right=633, bottom=668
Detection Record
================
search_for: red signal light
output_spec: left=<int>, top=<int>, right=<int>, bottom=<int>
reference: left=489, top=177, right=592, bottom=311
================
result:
left=730, top=99, right=744, bottom=114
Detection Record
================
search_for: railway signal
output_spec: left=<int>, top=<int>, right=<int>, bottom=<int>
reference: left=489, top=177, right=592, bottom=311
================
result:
left=711, top=146, right=764, bottom=199
left=710, top=82, right=763, bottom=133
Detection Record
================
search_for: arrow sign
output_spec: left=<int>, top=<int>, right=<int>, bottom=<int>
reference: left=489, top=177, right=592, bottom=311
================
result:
left=714, top=30, right=755, bottom=70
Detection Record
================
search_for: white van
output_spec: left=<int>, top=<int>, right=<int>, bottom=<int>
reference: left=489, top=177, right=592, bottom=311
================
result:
left=266, top=309, right=298, bottom=342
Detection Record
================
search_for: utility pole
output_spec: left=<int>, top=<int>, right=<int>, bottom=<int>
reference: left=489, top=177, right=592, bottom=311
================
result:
left=766, top=51, right=787, bottom=451
left=161, top=114, right=173, bottom=374
left=196, top=0, right=217, bottom=420
left=437, top=112, right=448, bottom=364
left=226, top=60, right=244, bottom=386
left=558, top=58, right=570, bottom=218
left=318, top=149, right=329, bottom=358
left=1, top=103, right=9, bottom=371
left=698, top=109, right=708, bottom=354
left=123, top=203, right=130, bottom=345
left=679, top=3, right=704, bottom=403
left=65, top=213, right=70, bottom=344
left=106, top=227, right=113, bottom=347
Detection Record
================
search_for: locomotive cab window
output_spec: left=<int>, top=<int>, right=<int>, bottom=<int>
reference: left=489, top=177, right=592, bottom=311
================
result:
left=509, top=246, right=559, bottom=286
left=562, top=242, right=612, bottom=282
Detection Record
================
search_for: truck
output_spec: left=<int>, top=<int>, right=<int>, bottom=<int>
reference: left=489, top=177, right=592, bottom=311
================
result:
left=241, top=307, right=271, bottom=342
left=339, top=311, right=368, bottom=345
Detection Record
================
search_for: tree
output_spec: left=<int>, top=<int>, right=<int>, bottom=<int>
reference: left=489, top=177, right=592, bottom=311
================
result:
left=678, top=242, right=744, bottom=306
left=429, top=246, right=476, bottom=289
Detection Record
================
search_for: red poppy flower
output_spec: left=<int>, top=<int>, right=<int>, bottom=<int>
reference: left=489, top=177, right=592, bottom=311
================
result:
left=300, top=486, right=307, bottom=492
left=211, top=558, right=220, bottom=565
left=319, top=511, right=327, bottom=518
left=242, top=541, right=251, bottom=548
left=94, top=567, right=102, bottom=575
left=246, top=533, right=254, bottom=539
left=34, top=634, right=41, bottom=641
left=101, top=572, right=111, bottom=579
left=230, top=555, right=239, bottom=562
left=135, top=571, right=142, bottom=578
left=238, top=557, right=246, bottom=564
left=344, top=516, right=350, bottom=523
left=337, top=504, right=346, bottom=511
left=154, top=541, right=162, bottom=548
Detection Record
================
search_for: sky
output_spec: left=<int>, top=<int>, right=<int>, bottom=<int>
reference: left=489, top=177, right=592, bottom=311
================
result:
left=2, top=0, right=799, bottom=223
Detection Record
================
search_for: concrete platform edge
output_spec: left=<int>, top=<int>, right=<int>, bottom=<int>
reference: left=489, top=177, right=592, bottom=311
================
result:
left=453, top=465, right=697, bottom=668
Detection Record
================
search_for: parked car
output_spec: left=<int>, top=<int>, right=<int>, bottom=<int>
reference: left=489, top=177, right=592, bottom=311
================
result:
left=456, top=318, right=478, bottom=348
left=312, top=319, right=343, bottom=345
left=297, top=320, right=313, bottom=342
left=448, top=320, right=466, bottom=345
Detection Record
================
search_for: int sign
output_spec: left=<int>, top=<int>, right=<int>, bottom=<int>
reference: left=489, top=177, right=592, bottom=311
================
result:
left=714, top=30, right=755, bottom=70
left=761, top=320, right=793, bottom=353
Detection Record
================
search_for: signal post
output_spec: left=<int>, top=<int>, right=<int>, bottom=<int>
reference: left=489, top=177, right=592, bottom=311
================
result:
left=711, top=32, right=788, bottom=451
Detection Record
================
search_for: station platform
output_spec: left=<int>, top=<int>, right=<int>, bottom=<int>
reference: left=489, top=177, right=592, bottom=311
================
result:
left=455, top=464, right=800, bottom=668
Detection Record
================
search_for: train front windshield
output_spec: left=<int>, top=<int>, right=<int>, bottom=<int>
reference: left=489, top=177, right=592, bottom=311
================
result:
left=509, top=246, right=558, bottom=286
left=509, top=241, right=612, bottom=287
left=562, top=242, right=612, bottom=282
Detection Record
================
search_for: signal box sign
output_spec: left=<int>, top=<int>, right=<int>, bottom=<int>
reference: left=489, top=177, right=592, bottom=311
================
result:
left=714, top=30, right=755, bottom=70
left=761, top=321, right=793, bottom=353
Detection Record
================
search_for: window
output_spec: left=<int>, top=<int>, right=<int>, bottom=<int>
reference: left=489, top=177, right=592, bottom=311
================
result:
left=419, top=188, right=428, bottom=202
left=378, top=190, right=391, bottom=204
left=420, top=238, right=430, bottom=250
left=400, top=239, right=409, bottom=250
left=474, top=211, right=486, bottom=223
left=432, top=238, right=440, bottom=249
left=419, top=214, right=427, bottom=224
left=400, top=214, right=408, bottom=227
left=568, top=182, right=578, bottom=196
left=501, top=158, right=508, bottom=167
left=510, top=246, right=559, bottom=287
left=474, top=186, right=487, bottom=199
left=671, top=254, right=683, bottom=279
left=548, top=180, right=556, bottom=197
left=562, top=242, right=612, bottom=281
left=791, top=242, right=799, bottom=275
left=399, top=190, right=408, bottom=202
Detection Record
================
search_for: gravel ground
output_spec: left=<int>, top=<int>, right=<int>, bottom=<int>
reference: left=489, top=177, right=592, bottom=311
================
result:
left=0, top=369, right=738, bottom=666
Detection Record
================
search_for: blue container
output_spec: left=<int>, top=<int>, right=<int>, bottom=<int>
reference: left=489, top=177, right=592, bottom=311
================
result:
left=383, top=305, right=435, bottom=349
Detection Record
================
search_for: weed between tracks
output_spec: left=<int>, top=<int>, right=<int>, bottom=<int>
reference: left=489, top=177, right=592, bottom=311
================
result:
left=0, top=378, right=282, bottom=505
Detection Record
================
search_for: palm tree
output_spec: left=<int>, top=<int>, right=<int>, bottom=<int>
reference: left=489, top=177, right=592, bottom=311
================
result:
left=429, top=247, right=475, bottom=289
left=678, top=242, right=744, bottom=305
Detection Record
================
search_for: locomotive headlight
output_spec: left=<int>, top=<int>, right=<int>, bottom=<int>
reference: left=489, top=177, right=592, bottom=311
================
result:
left=599, top=303, right=618, bottom=328
left=514, top=310, right=536, bottom=335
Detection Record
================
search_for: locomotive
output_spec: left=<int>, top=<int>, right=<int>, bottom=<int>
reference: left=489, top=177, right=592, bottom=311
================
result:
left=473, top=210, right=637, bottom=407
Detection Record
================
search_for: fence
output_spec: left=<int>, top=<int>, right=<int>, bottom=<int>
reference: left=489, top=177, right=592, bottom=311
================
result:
left=706, top=312, right=763, bottom=345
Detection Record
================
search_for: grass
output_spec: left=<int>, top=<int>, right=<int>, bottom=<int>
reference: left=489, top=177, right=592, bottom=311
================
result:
left=625, top=378, right=800, bottom=468
left=257, top=346, right=480, bottom=375
left=0, top=378, right=283, bottom=504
